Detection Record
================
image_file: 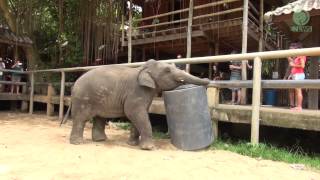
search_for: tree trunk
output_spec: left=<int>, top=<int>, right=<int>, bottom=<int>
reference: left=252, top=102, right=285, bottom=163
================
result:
left=0, top=0, right=17, bottom=33
left=58, top=0, right=64, bottom=64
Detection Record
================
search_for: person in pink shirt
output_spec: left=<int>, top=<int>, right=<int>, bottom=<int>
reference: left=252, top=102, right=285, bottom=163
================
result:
left=288, top=42, right=306, bottom=111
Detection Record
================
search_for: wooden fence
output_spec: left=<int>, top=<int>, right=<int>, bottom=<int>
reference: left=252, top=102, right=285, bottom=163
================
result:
left=1, top=47, right=320, bottom=144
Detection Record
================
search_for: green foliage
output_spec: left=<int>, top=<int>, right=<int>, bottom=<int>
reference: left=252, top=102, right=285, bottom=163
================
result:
left=153, top=131, right=170, bottom=139
left=0, top=0, right=125, bottom=69
left=262, top=60, right=276, bottom=79
left=116, top=122, right=131, bottom=130
left=211, top=139, right=320, bottom=170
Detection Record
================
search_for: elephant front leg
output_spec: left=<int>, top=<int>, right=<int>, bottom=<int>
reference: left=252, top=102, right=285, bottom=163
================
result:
left=125, top=108, right=154, bottom=150
left=127, top=125, right=140, bottom=146
left=92, top=117, right=107, bottom=142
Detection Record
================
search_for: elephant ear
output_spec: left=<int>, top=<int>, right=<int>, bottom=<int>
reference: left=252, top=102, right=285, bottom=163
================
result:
left=138, top=69, right=156, bottom=89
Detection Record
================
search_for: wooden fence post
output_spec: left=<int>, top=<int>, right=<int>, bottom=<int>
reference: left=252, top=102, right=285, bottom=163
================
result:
left=47, top=83, right=55, bottom=116
left=241, top=0, right=249, bottom=104
left=186, top=0, right=194, bottom=73
left=21, top=85, right=28, bottom=111
left=207, top=87, right=219, bottom=139
left=128, top=0, right=133, bottom=63
left=29, top=72, right=34, bottom=114
left=59, top=71, right=65, bottom=121
left=121, top=15, right=125, bottom=49
left=251, top=56, right=262, bottom=144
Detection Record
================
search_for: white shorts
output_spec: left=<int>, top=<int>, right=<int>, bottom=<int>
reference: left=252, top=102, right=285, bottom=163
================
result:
left=292, top=73, right=305, bottom=80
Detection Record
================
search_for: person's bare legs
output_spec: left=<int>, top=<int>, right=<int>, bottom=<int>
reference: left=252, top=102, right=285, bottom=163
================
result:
left=231, top=90, right=236, bottom=104
left=295, top=88, right=303, bottom=110
left=289, top=89, right=295, bottom=107
left=16, top=85, right=20, bottom=94
left=236, top=89, right=241, bottom=104
left=10, top=85, right=14, bottom=94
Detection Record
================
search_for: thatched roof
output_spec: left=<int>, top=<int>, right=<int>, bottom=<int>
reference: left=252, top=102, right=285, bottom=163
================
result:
left=265, top=0, right=320, bottom=21
left=0, top=24, right=33, bottom=47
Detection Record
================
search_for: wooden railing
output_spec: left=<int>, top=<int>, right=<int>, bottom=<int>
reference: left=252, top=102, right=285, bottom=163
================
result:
left=132, top=0, right=242, bottom=32
left=1, top=47, right=320, bottom=144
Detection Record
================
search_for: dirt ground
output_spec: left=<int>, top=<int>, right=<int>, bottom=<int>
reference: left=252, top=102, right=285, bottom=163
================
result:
left=0, top=112, right=319, bottom=180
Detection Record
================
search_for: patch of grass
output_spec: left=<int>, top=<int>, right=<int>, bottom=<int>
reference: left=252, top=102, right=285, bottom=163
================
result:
left=115, top=123, right=169, bottom=139
left=115, top=122, right=131, bottom=130
left=211, top=139, right=320, bottom=170
left=153, top=131, right=170, bottom=139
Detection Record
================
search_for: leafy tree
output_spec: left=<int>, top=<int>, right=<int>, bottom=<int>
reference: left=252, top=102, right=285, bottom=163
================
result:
left=0, top=0, right=126, bottom=72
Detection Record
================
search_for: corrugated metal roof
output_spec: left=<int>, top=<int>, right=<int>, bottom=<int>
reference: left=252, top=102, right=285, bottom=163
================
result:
left=265, top=0, right=320, bottom=20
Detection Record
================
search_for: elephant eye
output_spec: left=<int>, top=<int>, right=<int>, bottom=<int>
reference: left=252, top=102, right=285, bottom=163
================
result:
left=164, top=66, right=171, bottom=73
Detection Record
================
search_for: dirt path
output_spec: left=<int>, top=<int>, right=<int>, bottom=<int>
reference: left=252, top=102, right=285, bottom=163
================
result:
left=0, top=112, right=319, bottom=180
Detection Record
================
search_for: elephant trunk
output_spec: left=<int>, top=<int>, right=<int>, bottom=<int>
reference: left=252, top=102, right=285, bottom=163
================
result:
left=182, top=72, right=210, bottom=86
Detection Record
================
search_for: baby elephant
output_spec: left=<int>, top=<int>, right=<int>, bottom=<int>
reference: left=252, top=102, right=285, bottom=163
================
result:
left=69, top=60, right=209, bottom=150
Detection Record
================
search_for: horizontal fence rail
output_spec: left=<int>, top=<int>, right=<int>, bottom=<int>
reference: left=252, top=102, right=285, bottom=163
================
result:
left=208, top=80, right=320, bottom=89
left=135, top=0, right=240, bottom=23
left=0, top=81, right=27, bottom=86
left=14, top=47, right=320, bottom=73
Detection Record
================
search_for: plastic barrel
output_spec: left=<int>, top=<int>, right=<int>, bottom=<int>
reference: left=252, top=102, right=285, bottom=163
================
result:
left=264, top=89, right=277, bottom=106
left=163, top=84, right=214, bottom=151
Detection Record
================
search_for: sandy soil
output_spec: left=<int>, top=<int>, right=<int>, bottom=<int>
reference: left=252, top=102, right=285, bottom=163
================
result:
left=0, top=112, right=319, bottom=180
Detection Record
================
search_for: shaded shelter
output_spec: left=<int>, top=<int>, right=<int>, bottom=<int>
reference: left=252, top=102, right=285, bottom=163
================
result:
left=0, top=24, right=32, bottom=68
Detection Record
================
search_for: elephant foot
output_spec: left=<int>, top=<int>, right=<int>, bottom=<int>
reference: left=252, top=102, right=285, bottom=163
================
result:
left=140, top=140, right=155, bottom=150
left=127, top=138, right=139, bottom=146
left=70, top=137, right=84, bottom=145
left=92, top=133, right=107, bottom=142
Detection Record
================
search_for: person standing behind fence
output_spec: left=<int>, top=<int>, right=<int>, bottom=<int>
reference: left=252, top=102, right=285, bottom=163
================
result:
left=229, top=50, right=252, bottom=105
left=11, top=59, right=23, bottom=94
left=288, top=42, right=306, bottom=111
left=176, top=54, right=186, bottom=71
left=0, top=58, right=5, bottom=92
left=229, top=51, right=242, bottom=105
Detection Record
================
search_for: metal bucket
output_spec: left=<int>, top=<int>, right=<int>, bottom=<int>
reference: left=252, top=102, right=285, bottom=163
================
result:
left=163, top=84, right=214, bottom=151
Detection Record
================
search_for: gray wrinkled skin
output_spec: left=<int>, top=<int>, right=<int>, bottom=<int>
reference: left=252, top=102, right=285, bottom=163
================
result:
left=70, top=60, right=209, bottom=150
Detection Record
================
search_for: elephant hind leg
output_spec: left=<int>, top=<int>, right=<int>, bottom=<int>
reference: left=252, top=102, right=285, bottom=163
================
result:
left=70, top=113, right=90, bottom=145
left=127, top=125, right=140, bottom=146
left=92, top=116, right=107, bottom=142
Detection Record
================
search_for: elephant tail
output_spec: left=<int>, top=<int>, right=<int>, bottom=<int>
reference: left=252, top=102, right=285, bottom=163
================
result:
left=60, top=103, right=72, bottom=126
